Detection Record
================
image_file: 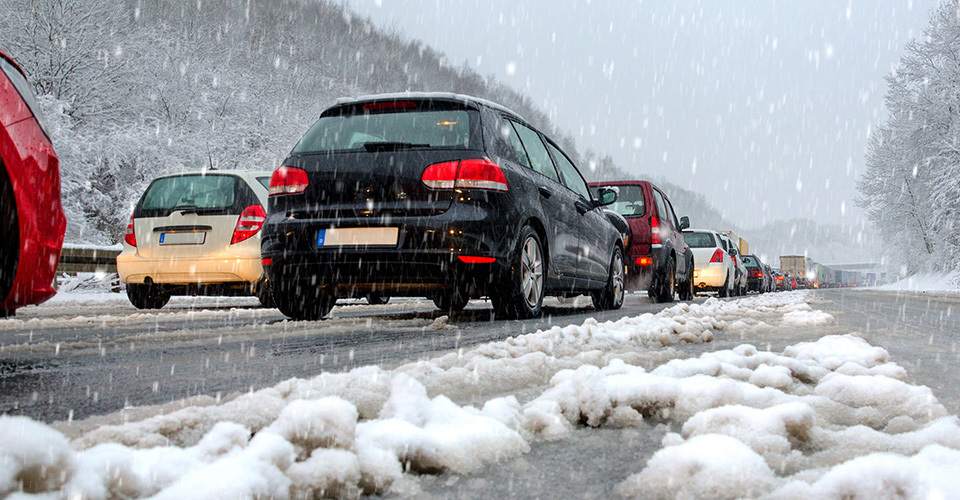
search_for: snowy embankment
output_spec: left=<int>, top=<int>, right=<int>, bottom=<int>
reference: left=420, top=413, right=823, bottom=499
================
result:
left=878, top=269, right=960, bottom=292
left=2, top=292, right=959, bottom=499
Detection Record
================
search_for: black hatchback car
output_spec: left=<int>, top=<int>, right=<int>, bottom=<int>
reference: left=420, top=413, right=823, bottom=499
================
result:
left=262, top=93, right=625, bottom=320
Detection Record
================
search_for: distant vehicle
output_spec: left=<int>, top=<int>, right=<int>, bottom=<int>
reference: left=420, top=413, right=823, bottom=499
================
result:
left=683, top=229, right=737, bottom=297
left=763, top=264, right=775, bottom=292
left=772, top=268, right=786, bottom=291
left=741, top=254, right=766, bottom=293
left=780, top=255, right=813, bottom=288
left=718, top=233, right=747, bottom=295
left=263, top=93, right=625, bottom=320
left=589, top=180, right=695, bottom=303
left=0, top=49, right=66, bottom=317
left=117, top=171, right=273, bottom=309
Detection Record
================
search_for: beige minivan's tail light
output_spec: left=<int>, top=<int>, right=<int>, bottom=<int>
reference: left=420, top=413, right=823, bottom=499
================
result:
left=124, top=215, right=137, bottom=247
left=231, top=205, right=267, bottom=244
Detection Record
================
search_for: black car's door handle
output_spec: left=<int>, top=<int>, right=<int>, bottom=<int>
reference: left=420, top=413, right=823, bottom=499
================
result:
left=538, top=187, right=553, bottom=199
left=575, top=199, right=591, bottom=214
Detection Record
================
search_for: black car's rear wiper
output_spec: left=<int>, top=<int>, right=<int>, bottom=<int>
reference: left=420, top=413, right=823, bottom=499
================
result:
left=362, top=142, right=431, bottom=152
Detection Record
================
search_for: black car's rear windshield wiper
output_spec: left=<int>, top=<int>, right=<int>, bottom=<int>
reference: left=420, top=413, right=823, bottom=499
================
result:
left=362, top=141, right=431, bottom=152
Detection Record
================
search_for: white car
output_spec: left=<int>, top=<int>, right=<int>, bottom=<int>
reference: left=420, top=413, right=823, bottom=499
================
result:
left=682, top=229, right=743, bottom=297
left=718, top=233, right=748, bottom=296
left=117, top=170, right=273, bottom=309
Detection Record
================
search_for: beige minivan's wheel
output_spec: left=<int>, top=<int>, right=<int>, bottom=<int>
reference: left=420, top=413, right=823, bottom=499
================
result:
left=126, top=284, right=171, bottom=309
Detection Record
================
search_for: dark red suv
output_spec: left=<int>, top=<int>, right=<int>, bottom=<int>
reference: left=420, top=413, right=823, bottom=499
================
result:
left=589, top=180, right=694, bottom=302
left=0, top=49, right=66, bottom=316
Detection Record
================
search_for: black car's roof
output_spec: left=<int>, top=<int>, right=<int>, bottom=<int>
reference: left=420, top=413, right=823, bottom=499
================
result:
left=332, top=92, right=525, bottom=121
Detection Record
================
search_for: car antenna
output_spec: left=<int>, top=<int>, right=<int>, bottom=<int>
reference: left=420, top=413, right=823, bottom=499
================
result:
left=206, top=143, right=216, bottom=171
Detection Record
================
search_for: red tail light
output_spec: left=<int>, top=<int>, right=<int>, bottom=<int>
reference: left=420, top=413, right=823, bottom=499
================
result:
left=636, top=256, right=653, bottom=266
left=124, top=215, right=136, bottom=247
left=458, top=256, right=496, bottom=264
left=709, top=249, right=724, bottom=263
left=650, top=216, right=661, bottom=245
left=750, top=270, right=762, bottom=278
left=262, top=258, right=273, bottom=266
left=269, top=166, right=309, bottom=196
left=231, top=205, right=267, bottom=244
left=776, top=276, right=783, bottom=282
left=422, top=158, right=508, bottom=191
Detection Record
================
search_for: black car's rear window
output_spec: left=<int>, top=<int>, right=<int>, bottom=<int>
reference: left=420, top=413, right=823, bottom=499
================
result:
left=293, top=102, right=479, bottom=154
left=592, top=184, right=645, bottom=217
left=741, top=255, right=760, bottom=268
left=683, top=231, right=716, bottom=248
left=141, top=175, right=236, bottom=211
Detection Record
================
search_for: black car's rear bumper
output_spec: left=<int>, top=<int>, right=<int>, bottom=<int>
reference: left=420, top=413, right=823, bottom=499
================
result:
left=261, top=201, right=518, bottom=297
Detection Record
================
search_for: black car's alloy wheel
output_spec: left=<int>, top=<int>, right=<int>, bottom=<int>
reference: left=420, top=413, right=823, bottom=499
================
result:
left=592, top=247, right=624, bottom=311
left=493, top=226, right=544, bottom=319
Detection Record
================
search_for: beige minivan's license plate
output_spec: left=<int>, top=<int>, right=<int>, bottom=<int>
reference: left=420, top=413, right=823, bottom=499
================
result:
left=317, top=227, right=398, bottom=247
left=159, top=232, right=206, bottom=245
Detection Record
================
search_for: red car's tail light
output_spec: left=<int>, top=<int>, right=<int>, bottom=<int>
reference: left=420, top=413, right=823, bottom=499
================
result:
left=636, top=256, right=653, bottom=266
left=231, top=205, right=267, bottom=244
left=269, top=166, right=309, bottom=195
left=650, top=216, right=661, bottom=245
left=709, top=249, right=724, bottom=263
left=124, top=215, right=137, bottom=247
left=422, top=159, right=509, bottom=192
left=458, top=256, right=496, bottom=264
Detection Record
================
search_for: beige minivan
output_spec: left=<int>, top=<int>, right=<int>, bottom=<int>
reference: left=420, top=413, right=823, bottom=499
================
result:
left=117, top=170, right=272, bottom=309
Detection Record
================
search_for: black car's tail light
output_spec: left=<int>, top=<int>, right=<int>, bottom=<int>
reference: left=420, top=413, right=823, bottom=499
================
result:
left=269, top=166, right=309, bottom=195
left=231, top=205, right=267, bottom=244
left=422, top=158, right=509, bottom=192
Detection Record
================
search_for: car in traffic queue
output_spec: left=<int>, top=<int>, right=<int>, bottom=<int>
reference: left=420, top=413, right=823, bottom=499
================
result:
left=741, top=254, right=767, bottom=293
left=717, top=233, right=747, bottom=295
left=682, top=229, right=739, bottom=297
left=116, top=170, right=273, bottom=309
left=588, top=180, right=695, bottom=303
left=0, top=49, right=66, bottom=317
left=262, top=93, right=626, bottom=320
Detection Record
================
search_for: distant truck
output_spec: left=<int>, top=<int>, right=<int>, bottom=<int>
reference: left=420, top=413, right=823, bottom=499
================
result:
left=720, top=231, right=749, bottom=255
left=780, top=255, right=814, bottom=286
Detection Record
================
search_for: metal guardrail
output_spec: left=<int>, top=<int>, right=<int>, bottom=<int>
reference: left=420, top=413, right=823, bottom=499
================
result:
left=56, top=245, right=121, bottom=274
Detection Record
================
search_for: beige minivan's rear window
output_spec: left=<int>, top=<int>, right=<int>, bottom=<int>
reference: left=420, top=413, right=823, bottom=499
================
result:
left=140, top=175, right=236, bottom=212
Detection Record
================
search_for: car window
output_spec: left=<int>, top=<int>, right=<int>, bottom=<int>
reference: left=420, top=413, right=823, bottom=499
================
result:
left=0, top=56, right=49, bottom=139
left=546, top=141, right=591, bottom=200
left=591, top=184, right=645, bottom=217
left=665, top=197, right=681, bottom=229
left=742, top=255, right=760, bottom=268
left=653, top=190, right=671, bottom=225
left=683, top=231, right=716, bottom=248
left=500, top=120, right=531, bottom=168
left=511, top=122, right=561, bottom=183
left=256, top=177, right=270, bottom=190
left=140, top=175, right=237, bottom=212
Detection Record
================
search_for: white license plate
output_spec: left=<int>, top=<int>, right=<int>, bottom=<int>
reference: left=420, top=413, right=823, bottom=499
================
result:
left=159, top=232, right=206, bottom=245
left=317, top=227, right=399, bottom=247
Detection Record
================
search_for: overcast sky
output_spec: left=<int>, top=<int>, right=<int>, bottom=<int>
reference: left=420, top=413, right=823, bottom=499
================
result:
left=345, top=0, right=938, bottom=229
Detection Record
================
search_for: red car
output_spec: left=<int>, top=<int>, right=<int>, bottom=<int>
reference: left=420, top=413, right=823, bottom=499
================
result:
left=0, top=49, right=66, bottom=317
left=588, top=180, right=694, bottom=302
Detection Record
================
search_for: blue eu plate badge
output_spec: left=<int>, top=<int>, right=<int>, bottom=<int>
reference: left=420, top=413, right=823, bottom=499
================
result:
left=316, top=229, right=325, bottom=246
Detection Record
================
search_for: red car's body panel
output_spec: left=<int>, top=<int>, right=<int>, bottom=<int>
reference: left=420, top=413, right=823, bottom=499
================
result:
left=0, top=48, right=66, bottom=311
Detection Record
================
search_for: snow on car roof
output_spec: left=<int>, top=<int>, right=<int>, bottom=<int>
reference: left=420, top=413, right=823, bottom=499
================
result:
left=334, top=92, right=524, bottom=120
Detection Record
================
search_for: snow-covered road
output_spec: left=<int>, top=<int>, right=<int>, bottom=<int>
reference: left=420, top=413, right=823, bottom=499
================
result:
left=2, top=290, right=960, bottom=498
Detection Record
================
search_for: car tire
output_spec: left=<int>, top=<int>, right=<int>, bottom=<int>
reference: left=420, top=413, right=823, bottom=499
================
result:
left=718, top=274, right=731, bottom=298
left=255, top=279, right=275, bottom=308
left=492, top=225, right=545, bottom=319
left=274, top=281, right=336, bottom=321
left=0, top=163, right=17, bottom=305
left=366, top=293, right=390, bottom=306
left=592, top=247, right=625, bottom=311
left=677, top=261, right=695, bottom=301
left=432, top=288, right=468, bottom=312
left=653, top=257, right=676, bottom=303
left=126, top=284, right=171, bottom=309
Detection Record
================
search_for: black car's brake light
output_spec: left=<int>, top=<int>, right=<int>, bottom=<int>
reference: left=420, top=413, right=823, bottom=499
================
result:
left=269, top=166, right=309, bottom=195
left=422, top=159, right=508, bottom=192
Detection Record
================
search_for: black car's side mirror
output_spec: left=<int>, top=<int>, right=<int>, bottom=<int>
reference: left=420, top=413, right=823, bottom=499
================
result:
left=596, top=187, right=618, bottom=206
left=679, top=216, right=690, bottom=230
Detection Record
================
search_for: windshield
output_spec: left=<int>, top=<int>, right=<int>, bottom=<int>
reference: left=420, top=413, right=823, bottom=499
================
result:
left=293, top=108, right=476, bottom=153
left=139, top=174, right=236, bottom=212
left=683, top=231, right=716, bottom=248
left=593, top=184, right=645, bottom=217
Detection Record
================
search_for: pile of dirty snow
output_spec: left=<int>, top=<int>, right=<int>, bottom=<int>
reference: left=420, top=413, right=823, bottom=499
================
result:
left=1, top=292, right=957, bottom=499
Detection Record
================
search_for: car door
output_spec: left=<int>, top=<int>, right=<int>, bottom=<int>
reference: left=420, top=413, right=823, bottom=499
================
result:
left=509, top=120, right=579, bottom=290
left=661, top=194, right=689, bottom=277
left=546, top=139, right=608, bottom=285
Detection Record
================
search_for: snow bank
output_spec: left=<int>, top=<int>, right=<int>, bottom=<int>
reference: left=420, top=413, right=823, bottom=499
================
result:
left=4, top=292, right=959, bottom=498
left=878, top=269, right=960, bottom=292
